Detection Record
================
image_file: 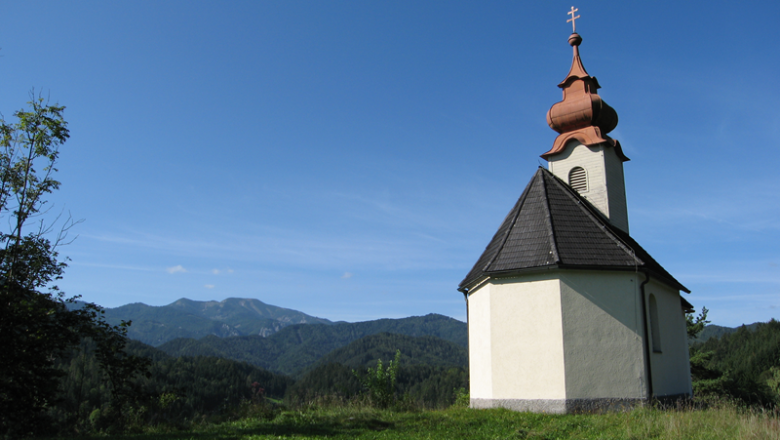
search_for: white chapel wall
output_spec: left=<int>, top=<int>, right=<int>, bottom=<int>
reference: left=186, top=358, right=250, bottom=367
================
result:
left=468, top=275, right=567, bottom=400
left=468, top=282, right=493, bottom=399
left=558, top=270, right=647, bottom=399
left=645, top=279, right=693, bottom=397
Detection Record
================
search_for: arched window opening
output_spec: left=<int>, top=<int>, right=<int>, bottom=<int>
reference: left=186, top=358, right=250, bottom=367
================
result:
left=649, top=294, right=662, bottom=353
left=568, top=167, right=587, bottom=193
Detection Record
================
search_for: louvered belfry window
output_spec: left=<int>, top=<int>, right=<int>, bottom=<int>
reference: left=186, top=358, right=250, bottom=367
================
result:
left=569, top=167, right=587, bottom=193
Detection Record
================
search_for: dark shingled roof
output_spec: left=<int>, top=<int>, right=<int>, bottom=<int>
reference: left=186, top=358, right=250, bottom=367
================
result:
left=459, top=168, right=689, bottom=293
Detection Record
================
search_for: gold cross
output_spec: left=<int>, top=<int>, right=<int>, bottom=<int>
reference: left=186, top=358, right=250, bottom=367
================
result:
left=567, top=6, right=580, bottom=33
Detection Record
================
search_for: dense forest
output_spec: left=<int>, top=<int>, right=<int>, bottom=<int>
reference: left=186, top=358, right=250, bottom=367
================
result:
left=38, top=331, right=469, bottom=434
left=689, top=319, right=780, bottom=407
left=155, top=313, right=467, bottom=376
left=287, top=333, right=468, bottom=408
left=40, top=316, right=780, bottom=435
left=48, top=339, right=293, bottom=433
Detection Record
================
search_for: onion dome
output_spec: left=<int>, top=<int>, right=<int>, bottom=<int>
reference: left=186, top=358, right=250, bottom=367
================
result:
left=542, top=33, right=628, bottom=161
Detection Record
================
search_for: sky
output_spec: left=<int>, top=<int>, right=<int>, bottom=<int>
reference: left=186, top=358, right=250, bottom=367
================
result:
left=1, top=1, right=777, bottom=327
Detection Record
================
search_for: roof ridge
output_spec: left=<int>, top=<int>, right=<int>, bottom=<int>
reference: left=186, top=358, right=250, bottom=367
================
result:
left=542, top=168, right=644, bottom=266
left=539, top=169, right=561, bottom=264
left=481, top=170, right=540, bottom=273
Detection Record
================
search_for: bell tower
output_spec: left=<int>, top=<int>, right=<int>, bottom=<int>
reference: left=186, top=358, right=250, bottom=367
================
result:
left=542, top=29, right=630, bottom=233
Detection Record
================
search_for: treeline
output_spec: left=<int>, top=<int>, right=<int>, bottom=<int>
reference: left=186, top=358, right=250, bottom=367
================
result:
left=288, top=333, right=469, bottom=408
left=287, top=363, right=467, bottom=409
left=156, top=313, right=467, bottom=376
left=690, top=319, right=780, bottom=407
left=45, top=332, right=468, bottom=434
left=49, top=339, right=293, bottom=433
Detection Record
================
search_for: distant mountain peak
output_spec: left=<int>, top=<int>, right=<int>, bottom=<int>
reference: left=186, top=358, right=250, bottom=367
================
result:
left=103, top=297, right=333, bottom=346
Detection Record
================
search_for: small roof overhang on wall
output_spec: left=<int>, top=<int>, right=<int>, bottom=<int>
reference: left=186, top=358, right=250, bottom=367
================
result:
left=459, top=168, right=689, bottom=296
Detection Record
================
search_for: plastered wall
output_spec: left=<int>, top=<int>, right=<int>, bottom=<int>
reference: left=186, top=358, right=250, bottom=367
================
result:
left=558, top=271, right=647, bottom=399
left=467, top=270, right=691, bottom=404
left=468, top=275, right=566, bottom=400
left=645, top=279, right=693, bottom=397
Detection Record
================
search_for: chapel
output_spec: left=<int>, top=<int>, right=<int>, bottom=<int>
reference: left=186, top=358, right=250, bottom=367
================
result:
left=458, top=13, right=694, bottom=413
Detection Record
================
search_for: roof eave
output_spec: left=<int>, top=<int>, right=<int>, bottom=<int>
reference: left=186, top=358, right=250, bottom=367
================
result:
left=461, top=264, right=690, bottom=294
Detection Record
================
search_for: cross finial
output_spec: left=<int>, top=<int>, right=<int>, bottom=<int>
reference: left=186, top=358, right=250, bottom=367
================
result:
left=567, top=6, right=580, bottom=33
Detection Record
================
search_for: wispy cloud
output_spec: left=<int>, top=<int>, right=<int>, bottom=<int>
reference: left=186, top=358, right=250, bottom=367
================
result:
left=341, top=272, right=353, bottom=279
left=211, top=268, right=235, bottom=275
left=166, top=265, right=187, bottom=274
left=204, top=284, right=215, bottom=289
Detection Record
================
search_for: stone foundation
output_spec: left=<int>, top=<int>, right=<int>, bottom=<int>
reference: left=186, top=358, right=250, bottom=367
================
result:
left=470, top=398, right=646, bottom=414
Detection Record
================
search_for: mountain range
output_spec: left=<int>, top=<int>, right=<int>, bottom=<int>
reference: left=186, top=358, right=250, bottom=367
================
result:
left=98, top=296, right=760, bottom=378
left=156, top=313, right=467, bottom=376
left=101, top=297, right=334, bottom=346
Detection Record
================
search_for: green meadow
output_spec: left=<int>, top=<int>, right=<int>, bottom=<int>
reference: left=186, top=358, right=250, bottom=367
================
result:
left=49, top=403, right=779, bottom=440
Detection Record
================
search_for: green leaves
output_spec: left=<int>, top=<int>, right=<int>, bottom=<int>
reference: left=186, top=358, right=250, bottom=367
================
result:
left=355, top=349, right=401, bottom=409
left=0, top=94, right=149, bottom=436
left=686, top=306, right=710, bottom=340
left=0, top=94, right=68, bottom=245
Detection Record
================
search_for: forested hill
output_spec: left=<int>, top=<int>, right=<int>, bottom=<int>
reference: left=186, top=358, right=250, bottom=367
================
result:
left=157, top=313, right=467, bottom=376
left=54, top=338, right=296, bottom=428
left=287, top=333, right=469, bottom=408
left=311, top=332, right=468, bottom=371
left=690, top=322, right=762, bottom=345
left=693, top=320, right=780, bottom=381
left=689, top=319, right=780, bottom=406
left=101, top=297, right=334, bottom=346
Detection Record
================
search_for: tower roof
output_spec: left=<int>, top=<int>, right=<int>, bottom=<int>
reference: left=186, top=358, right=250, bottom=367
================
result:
left=458, top=168, right=689, bottom=293
left=543, top=33, right=628, bottom=161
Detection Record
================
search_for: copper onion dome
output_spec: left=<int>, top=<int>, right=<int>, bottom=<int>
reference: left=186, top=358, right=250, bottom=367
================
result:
left=542, top=33, right=628, bottom=161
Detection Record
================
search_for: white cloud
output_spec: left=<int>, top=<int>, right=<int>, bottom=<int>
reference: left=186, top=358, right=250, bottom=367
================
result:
left=204, top=284, right=215, bottom=289
left=211, top=269, right=220, bottom=275
left=166, top=265, right=187, bottom=274
left=342, top=272, right=353, bottom=279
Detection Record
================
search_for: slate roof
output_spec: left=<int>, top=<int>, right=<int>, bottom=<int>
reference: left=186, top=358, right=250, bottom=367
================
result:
left=459, top=168, right=689, bottom=294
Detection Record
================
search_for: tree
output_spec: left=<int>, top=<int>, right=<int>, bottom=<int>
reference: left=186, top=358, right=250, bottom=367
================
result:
left=686, top=306, right=710, bottom=340
left=355, top=349, right=401, bottom=408
left=0, top=95, right=147, bottom=437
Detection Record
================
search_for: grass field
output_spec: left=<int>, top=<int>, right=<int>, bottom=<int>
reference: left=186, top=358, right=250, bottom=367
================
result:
left=70, top=402, right=779, bottom=440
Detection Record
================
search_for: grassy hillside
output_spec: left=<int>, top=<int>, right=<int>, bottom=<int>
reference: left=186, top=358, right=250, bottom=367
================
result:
left=43, top=405, right=780, bottom=439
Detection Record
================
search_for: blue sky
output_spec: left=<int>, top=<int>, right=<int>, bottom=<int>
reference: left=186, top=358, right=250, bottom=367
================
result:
left=1, top=1, right=777, bottom=326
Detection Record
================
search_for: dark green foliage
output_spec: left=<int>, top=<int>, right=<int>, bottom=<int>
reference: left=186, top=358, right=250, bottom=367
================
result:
left=286, top=334, right=469, bottom=409
left=689, top=322, right=761, bottom=345
left=0, top=96, right=148, bottom=437
left=768, top=363, right=780, bottom=397
left=312, top=333, right=467, bottom=371
left=396, top=365, right=469, bottom=408
left=286, top=363, right=363, bottom=404
left=686, top=306, right=710, bottom=339
left=157, top=314, right=466, bottom=376
left=101, top=298, right=334, bottom=346
left=287, top=363, right=468, bottom=410
left=355, top=350, right=401, bottom=409
left=689, top=319, right=780, bottom=407
left=51, top=338, right=294, bottom=432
